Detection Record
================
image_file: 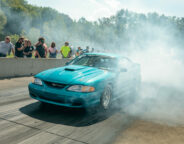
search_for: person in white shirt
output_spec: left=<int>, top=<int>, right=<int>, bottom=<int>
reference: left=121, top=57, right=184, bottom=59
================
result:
left=0, top=36, right=15, bottom=57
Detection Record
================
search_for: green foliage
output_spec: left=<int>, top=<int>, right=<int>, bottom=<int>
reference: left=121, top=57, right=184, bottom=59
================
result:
left=26, top=28, right=40, bottom=44
left=0, top=9, right=7, bottom=36
left=9, top=34, right=19, bottom=44
left=0, top=0, right=184, bottom=50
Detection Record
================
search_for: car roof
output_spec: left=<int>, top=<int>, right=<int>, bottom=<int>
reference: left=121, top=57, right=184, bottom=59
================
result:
left=84, top=53, right=120, bottom=58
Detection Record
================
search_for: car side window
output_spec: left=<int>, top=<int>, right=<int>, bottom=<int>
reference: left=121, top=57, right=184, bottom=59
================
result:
left=95, top=57, right=116, bottom=69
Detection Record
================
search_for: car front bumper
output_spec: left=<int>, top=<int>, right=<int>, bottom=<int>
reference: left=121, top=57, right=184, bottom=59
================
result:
left=28, top=83, right=101, bottom=108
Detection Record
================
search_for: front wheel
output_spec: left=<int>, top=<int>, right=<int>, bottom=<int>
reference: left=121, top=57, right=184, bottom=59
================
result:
left=100, top=85, right=112, bottom=111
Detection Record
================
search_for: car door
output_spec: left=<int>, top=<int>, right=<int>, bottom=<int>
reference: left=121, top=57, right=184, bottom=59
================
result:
left=115, top=58, right=132, bottom=99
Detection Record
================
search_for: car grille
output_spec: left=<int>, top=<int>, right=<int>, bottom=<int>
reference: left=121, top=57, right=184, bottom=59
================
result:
left=39, top=95, right=65, bottom=103
left=44, top=81, right=67, bottom=89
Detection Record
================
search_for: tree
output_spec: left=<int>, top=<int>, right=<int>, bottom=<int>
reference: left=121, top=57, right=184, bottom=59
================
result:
left=0, top=0, right=183, bottom=52
left=0, top=10, right=7, bottom=38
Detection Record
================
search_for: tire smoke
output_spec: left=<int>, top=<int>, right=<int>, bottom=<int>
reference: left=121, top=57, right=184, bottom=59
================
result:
left=118, top=23, right=184, bottom=125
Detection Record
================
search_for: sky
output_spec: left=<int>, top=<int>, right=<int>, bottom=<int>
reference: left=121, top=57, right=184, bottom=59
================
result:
left=27, top=0, right=184, bottom=21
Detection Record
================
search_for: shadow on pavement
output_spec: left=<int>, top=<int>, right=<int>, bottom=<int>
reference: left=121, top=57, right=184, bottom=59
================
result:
left=19, top=102, right=118, bottom=127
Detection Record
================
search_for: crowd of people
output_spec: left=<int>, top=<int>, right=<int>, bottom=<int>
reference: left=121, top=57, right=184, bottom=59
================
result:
left=0, top=36, right=95, bottom=58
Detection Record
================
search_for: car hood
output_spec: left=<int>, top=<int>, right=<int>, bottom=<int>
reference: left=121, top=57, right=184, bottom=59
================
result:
left=36, top=65, right=109, bottom=84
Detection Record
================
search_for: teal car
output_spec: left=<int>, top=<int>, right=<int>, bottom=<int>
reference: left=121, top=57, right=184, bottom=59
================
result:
left=28, top=53, right=141, bottom=110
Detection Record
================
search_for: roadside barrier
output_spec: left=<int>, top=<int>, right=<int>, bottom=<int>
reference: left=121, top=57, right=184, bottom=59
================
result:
left=0, top=58, right=70, bottom=79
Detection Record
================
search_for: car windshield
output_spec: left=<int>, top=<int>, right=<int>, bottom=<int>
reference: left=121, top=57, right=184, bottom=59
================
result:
left=69, top=55, right=117, bottom=70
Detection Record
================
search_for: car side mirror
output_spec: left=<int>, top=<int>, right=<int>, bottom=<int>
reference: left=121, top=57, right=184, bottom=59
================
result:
left=120, top=68, right=127, bottom=72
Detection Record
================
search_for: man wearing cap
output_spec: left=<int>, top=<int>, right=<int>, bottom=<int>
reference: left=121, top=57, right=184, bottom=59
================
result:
left=15, top=37, right=24, bottom=58
left=60, top=42, right=71, bottom=58
left=0, top=36, right=15, bottom=57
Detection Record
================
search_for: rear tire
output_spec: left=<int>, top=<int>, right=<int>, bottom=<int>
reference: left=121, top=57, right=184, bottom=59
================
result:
left=129, top=79, right=141, bottom=103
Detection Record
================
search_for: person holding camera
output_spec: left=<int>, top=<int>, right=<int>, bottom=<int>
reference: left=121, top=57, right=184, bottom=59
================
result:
left=15, top=37, right=24, bottom=58
left=35, top=37, right=46, bottom=58
left=23, top=40, right=34, bottom=58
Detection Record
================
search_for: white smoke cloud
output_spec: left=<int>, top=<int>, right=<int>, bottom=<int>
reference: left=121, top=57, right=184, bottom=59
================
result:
left=116, top=21, right=184, bottom=126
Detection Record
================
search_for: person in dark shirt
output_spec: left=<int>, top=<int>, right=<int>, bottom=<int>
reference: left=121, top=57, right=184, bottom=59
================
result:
left=35, top=37, right=46, bottom=58
left=15, top=37, right=24, bottom=58
left=23, top=40, right=34, bottom=58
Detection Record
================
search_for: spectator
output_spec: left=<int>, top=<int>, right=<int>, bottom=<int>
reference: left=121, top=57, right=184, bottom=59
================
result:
left=23, top=40, right=34, bottom=58
left=86, top=46, right=89, bottom=53
left=75, top=47, right=82, bottom=56
left=43, top=42, right=48, bottom=58
left=0, top=36, right=14, bottom=57
left=23, top=39, right=28, bottom=57
left=70, top=45, right=75, bottom=58
left=60, top=42, right=71, bottom=58
left=83, top=46, right=89, bottom=53
left=35, top=37, right=46, bottom=58
left=91, top=48, right=94, bottom=53
left=15, top=37, right=24, bottom=58
left=48, top=42, right=58, bottom=58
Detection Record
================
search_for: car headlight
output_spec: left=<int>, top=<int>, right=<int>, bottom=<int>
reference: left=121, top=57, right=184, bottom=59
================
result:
left=67, top=85, right=95, bottom=92
left=32, top=78, right=43, bottom=86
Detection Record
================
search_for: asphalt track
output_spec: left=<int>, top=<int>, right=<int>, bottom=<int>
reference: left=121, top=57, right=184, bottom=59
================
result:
left=0, top=77, right=184, bottom=144
left=0, top=77, right=134, bottom=144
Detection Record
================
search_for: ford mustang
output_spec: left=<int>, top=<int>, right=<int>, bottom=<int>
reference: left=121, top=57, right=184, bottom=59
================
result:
left=28, top=53, right=141, bottom=111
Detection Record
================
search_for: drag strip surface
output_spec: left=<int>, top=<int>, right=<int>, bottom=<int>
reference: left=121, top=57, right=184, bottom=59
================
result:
left=0, top=77, right=133, bottom=144
left=1, top=77, right=184, bottom=144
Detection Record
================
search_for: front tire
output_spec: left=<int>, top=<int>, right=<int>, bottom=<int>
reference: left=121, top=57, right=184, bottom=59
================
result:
left=100, top=85, right=112, bottom=111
